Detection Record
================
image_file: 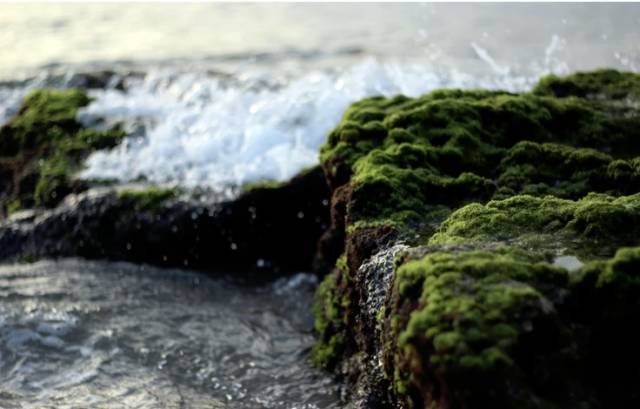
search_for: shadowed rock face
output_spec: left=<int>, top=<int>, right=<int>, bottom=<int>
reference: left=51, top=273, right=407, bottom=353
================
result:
left=313, top=69, right=640, bottom=409
left=0, top=166, right=331, bottom=274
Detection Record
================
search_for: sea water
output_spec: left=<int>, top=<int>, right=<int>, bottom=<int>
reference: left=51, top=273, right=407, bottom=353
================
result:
left=0, top=260, right=340, bottom=408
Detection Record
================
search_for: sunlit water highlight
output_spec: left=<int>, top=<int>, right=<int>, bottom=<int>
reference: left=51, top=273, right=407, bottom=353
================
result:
left=0, top=260, right=340, bottom=409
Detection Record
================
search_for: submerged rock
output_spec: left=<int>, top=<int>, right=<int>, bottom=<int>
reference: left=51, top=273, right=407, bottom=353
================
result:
left=313, top=69, right=640, bottom=408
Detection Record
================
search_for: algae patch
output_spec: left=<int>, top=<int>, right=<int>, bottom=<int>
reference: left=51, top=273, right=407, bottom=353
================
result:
left=117, top=187, right=178, bottom=211
left=0, top=89, right=125, bottom=214
left=313, top=69, right=640, bottom=409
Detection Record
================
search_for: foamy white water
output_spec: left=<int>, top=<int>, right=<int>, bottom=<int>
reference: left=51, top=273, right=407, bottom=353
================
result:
left=1, top=3, right=638, bottom=190
left=77, top=59, right=543, bottom=189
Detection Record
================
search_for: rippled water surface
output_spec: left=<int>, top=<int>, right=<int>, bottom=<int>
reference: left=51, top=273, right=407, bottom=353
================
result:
left=0, top=260, right=340, bottom=408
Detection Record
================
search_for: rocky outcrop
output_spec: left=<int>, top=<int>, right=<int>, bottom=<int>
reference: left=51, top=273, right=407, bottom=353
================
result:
left=313, top=69, right=640, bottom=408
left=0, top=166, right=331, bottom=274
left=0, top=88, right=125, bottom=214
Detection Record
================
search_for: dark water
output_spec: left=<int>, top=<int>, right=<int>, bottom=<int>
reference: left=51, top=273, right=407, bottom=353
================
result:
left=0, top=259, right=341, bottom=408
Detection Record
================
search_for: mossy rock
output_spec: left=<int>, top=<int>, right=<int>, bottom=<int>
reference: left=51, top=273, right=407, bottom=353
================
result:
left=0, top=89, right=125, bottom=214
left=117, top=187, right=178, bottom=212
left=533, top=68, right=640, bottom=100
left=321, top=86, right=640, bottom=236
left=384, top=246, right=640, bottom=409
left=313, top=70, right=640, bottom=408
left=430, top=192, right=640, bottom=257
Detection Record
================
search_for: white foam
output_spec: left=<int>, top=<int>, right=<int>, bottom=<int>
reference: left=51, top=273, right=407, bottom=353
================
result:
left=77, top=58, right=541, bottom=190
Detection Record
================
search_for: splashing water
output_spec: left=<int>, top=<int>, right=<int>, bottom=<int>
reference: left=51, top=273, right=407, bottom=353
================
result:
left=76, top=59, right=543, bottom=189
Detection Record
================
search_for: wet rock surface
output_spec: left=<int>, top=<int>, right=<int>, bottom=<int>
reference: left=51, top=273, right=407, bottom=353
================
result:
left=0, top=166, right=331, bottom=274
left=313, top=70, right=640, bottom=409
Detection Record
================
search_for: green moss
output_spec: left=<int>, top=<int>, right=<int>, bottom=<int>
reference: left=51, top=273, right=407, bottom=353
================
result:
left=313, top=70, right=640, bottom=408
left=429, top=193, right=640, bottom=256
left=320, top=71, right=640, bottom=240
left=533, top=68, right=640, bottom=100
left=241, top=179, right=284, bottom=193
left=0, top=89, right=90, bottom=156
left=0, top=89, right=125, bottom=212
left=117, top=187, right=177, bottom=211
left=311, top=272, right=347, bottom=369
left=387, top=247, right=576, bottom=408
left=6, top=199, right=21, bottom=215
left=495, top=141, right=640, bottom=199
left=571, top=246, right=640, bottom=298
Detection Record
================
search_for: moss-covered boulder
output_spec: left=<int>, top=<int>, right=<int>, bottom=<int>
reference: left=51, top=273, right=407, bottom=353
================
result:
left=313, top=69, right=640, bottom=408
left=383, top=246, right=640, bottom=409
left=0, top=89, right=124, bottom=215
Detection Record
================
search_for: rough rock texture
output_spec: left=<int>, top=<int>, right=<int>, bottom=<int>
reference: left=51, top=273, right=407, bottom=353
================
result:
left=0, top=166, right=331, bottom=274
left=312, top=69, right=640, bottom=409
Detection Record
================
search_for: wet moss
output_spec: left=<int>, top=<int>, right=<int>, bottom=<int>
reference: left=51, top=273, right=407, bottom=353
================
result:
left=241, top=179, right=284, bottom=193
left=320, top=73, right=640, bottom=240
left=117, top=187, right=177, bottom=211
left=533, top=68, right=640, bottom=100
left=430, top=193, right=640, bottom=256
left=389, top=248, right=565, bottom=408
left=313, top=70, right=640, bottom=408
left=495, top=141, right=640, bottom=199
left=0, top=89, right=125, bottom=212
left=383, top=246, right=640, bottom=409
left=311, top=266, right=348, bottom=369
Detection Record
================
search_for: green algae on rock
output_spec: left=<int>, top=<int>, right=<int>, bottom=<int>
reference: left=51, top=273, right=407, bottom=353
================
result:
left=313, top=69, right=640, bottom=409
left=429, top=192, right=640, bottom=256
left=533, top=68, right=640, bottom=100
left=382, top=246, right=640, bottom=409
left=0, top=89, right=125, bottom=214
left=117, top=187, right=178, bottom=211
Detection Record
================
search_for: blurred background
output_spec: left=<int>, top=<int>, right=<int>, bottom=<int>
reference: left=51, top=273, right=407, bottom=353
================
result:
left=1, top=3, right=639, bottom=79
left=1, top=3, right=639, bottom=189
